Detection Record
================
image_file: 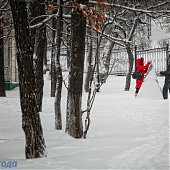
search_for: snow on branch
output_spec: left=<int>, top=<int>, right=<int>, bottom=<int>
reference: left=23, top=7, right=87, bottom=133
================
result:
left=45, top=24, right=56, bottom=31
left=29, top=13, right=71, bottom=29
left=29, top=13, right=58, bottom=29
left=128, top=17, right=139, bottom=41
left=29, top=15, right=49, bottom=25
left=0, top=0, right=9, bottom=11
left=89, top=1, right=170, bottom=18
left=147, top=1, right=170, bottom=10
left=88, top=25, right=126, bottom=47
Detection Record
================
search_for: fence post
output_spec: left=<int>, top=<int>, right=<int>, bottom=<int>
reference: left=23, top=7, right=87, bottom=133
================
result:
left=166, top=44, right=169, bottom=68
left=134, top=45, right=137, bottom=72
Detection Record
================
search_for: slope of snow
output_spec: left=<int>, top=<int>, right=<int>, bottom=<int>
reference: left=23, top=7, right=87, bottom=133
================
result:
left=137, top=67, right=163, bottom=100
left=0, top=73, right=169, bottom=169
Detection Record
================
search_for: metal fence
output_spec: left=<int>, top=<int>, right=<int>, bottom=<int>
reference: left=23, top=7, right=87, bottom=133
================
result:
left=59, top=45, right=169, bottom=75
left=136, top=47, right=169, bottom=74
left=110, top=45, right=169, bottom=75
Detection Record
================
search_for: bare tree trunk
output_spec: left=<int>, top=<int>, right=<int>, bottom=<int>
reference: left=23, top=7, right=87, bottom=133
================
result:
left=65, top=86, right=70, bottom=132
left=124, top=18, right=139, bottom=91
left=124, top=44, right=134, bottom=91
left=54, top=70, right=62, bottom=130
left=65, top=22, right=71, bottom=132
left=28, top=0, right=46, bottom=112
left=55, top=0, right=63, bottom=130
left=10, top=0, right=46, bottom=158
left=84, top=32, right=93, bottom=92
left=67, top=10, right=86, bottom=138
left=34, top=27, right=46, bottom=112
left=43, top=42, right=47, bottom=68
left=51, top=14, right=57, bottom=97
left=0, top=26, right=6, bottom=97
left=100, top=41, right=115, bottom=83
left=66, top=23, right=71, bottom=69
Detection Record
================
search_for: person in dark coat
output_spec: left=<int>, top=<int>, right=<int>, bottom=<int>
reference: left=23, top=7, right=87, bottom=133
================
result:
left=135, top=57, right=151, bottom=96
left=160, top=55, right=170, bottom=99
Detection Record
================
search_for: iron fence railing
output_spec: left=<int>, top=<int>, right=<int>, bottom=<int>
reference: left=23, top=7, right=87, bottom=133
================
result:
left=110, top=45, right=169, bottom=75
left=58, top=45, right=169, bottom=75
left=136, top=46, right=169, bottom=74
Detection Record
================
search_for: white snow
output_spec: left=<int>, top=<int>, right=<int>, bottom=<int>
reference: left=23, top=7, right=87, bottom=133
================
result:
left=137, top=66, right=163, bottom=100
left=0, top=72, right=169, bottom=170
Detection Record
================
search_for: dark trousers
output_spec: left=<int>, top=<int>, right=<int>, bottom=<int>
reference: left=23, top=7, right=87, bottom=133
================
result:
left=162, top=82, right=170, bottom=99
left=135, top=88, right=140, bottom=94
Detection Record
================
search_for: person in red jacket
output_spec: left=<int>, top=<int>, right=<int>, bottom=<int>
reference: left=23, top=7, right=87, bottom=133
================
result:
left=135, top=57, right=151, bottom=96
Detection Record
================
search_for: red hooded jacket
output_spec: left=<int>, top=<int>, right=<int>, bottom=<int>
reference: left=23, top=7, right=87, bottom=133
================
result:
left=135, top=57, right=151, bottom=89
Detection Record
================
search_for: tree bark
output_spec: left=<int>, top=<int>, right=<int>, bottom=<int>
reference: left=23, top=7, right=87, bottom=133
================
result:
left=34, top=27, right=46, bottom=112
left=84, top=32, right=93, bottom=92
left=51, top=12, right=57, bottom=97
left=124, top=44, right=134, bottom=91
left=55, top=0, right=63, bottom=130
left=28, top=0, right=46, bottom=112
left=0, top=26, right=6, bottom=97
left=100, top=41, right=115, bottom=83
left=10, top=0, right=46, bottom=159
left=43, top=32, right=47, bottom=71
left=65, top=86, right=70, bottom=132
left=124, top=18, right=139, bottom=91
left=67, top=11, right=86, bottom=138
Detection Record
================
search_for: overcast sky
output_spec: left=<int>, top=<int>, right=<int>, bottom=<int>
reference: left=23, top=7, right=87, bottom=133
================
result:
left=150, top=20, right=170, bottom=47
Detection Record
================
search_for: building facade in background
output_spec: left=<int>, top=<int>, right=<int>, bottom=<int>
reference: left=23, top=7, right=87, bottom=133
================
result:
left=4, top=28, right=18, bottom=82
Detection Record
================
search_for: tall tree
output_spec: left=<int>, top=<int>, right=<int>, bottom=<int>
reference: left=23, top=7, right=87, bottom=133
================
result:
left=84, top=31, right=93, bottom=92
left=34, top=26, right=46, bottom=112
left=51, top=10, right=57, bottom=97
left=67, top=0, right=87, bottom=138
left=9, top=0, right=46, bottom=159
left=28, top=0, right=47, bottom=112
left=55, top=0, right=63, bottom=130
left=0, top=26, right=6, bottom=97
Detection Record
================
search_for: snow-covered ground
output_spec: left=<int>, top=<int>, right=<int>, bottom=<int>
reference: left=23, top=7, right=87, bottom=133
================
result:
left=0, top=72, right=169, bottom=170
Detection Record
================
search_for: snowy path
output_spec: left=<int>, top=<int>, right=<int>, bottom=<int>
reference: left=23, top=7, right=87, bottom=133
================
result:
left=0, top=74, right=169, bottom=169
